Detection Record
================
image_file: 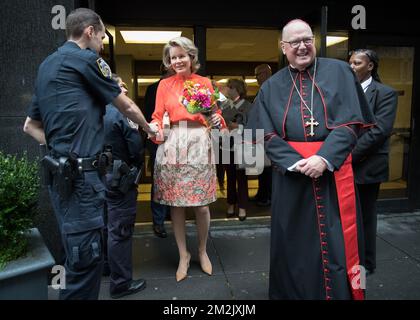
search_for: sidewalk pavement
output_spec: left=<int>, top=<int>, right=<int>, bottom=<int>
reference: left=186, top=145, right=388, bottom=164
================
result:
left=49, top=212, right=420, bottom=300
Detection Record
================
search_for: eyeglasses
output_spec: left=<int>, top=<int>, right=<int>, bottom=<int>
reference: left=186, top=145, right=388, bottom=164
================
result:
left=283, top=37, right=314, bottom=49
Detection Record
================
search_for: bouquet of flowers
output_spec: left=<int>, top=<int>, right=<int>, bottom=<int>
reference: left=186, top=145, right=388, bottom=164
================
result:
left=180, top=80, right=220, bottom=128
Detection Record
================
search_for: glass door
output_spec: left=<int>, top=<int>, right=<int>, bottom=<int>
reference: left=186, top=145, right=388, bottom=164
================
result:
left=367, top=46, right=414, bottom=199
left=206, top=27, right=280, bottom=206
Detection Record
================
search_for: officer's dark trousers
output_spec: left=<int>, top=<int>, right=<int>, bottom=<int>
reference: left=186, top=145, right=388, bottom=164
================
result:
left=104, top=174, right=138, bottom=293
left=357, top=183, right=381, bottom=272
left=49, top=171, right=105, bottom=300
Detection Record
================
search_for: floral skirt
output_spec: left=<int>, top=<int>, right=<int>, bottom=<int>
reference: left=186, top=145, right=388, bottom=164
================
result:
left=153, top=122, right=217, bottom=207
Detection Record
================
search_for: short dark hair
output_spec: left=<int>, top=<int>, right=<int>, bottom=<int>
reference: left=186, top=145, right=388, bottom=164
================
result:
left=227, top=79, right=247, bottom=99
left=350, top=49, right=381, bottom=83
left=65, top=8, right=104, bottom=39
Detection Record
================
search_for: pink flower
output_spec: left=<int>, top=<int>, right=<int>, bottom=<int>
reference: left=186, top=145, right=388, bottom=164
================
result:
left=180, top=80, right=219, bottom=114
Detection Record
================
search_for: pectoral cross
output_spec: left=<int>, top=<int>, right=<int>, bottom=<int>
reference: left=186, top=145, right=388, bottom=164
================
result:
left=305, top=117, right=319, bottom=137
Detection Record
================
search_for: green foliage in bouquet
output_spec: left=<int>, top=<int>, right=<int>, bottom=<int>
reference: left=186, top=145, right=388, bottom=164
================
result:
left=0, top=152, right=40, bottom=268
left=180, top=80, right=220, bottom=115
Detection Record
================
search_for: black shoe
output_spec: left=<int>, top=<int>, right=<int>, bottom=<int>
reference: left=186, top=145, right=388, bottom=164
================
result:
left=102, top=263, right=111, bottom=277
left=366, top=268, right=375, bottom=277
left=256, top=199, right=271, bottom=207
left=249, top=196, right=260, bottom=202
left=110, top=279, right=147, bottom=299
left=153, top=224, right=167, bottom=238
left=238, top=215, right=247, bottom=221
left=226, top=205, right=235, bottom=218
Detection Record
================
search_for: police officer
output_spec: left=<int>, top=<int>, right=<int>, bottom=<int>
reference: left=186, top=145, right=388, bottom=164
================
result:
left=103, top=74, right=146, bottom=299
left=23, top=8, right=156, bottom=300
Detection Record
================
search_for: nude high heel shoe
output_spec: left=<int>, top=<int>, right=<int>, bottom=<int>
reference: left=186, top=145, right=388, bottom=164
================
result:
left=176, top=252, right=191, bottom=282
left=199, top=252, right=213, bottom=276
left=226, top=204, right=235, bottom=218
left=238, top=208, right=247, bottom=221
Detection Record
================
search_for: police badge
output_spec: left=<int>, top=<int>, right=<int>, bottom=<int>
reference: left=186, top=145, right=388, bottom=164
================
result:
left=96, top=58, right=112, bottom=79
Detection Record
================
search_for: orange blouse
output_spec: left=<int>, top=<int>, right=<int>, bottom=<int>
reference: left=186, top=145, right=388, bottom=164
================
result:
left=151, top=73, right=226, bottom=144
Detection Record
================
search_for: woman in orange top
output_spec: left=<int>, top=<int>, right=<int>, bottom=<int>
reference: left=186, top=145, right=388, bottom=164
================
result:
left=151, top=37, right=226, bottom=282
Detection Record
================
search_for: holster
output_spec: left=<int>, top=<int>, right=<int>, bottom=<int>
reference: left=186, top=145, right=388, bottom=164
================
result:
left=40, top=155, right=59, bottom=186
left=41, top=154, right=74, bottom=199
left=111, top=160, right=140, bottom=194
left=134, top=163, right=143, bottom=185
left=57, top=157, right=74, bottom=200
left=97, top=145, right=113, bottom=175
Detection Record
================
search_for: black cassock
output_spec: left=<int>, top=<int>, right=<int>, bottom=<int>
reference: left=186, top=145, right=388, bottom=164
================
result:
left=253, top=58, right=374, bottom=300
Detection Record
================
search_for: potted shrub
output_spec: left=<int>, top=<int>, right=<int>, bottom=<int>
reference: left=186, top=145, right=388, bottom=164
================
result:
left=0, top=151, right=55, bottom=300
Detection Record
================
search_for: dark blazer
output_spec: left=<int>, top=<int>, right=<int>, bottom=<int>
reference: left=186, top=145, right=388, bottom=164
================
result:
left=144, top=80, right=160, bottom=123
left=144, top=80, right=161, bottom=154
left=352, top=80, right=398, bottom=184
left=222, top=99, right=253, bottom=127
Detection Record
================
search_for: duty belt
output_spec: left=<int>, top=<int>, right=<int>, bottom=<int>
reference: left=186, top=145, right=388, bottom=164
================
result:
left=75, top=156, right=99, bottom=173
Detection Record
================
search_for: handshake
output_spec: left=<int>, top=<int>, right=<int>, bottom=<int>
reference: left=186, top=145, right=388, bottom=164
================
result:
left=143, top=122, right=160, bottom=139
left=146, top=122, right=165, bottom=141
left=127, top=118, right=159, bottom=139
left=145, top=112, right=170, bottom=142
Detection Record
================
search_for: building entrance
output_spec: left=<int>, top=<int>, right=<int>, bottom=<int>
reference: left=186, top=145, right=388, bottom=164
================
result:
left=103, top=25, right=282, bottom=222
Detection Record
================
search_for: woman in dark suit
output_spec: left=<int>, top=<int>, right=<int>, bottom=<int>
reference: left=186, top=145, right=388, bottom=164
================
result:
left=222, top=79, right=253, bottom=221
left=349, top=49, right=398, bottom=275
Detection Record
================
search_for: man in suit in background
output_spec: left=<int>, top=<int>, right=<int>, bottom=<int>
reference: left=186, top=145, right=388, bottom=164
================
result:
left=349, top=49, right=398, bottom=275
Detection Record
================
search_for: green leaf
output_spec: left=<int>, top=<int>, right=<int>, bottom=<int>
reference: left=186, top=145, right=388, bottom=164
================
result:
left=0, top=151, right=40, bottom=266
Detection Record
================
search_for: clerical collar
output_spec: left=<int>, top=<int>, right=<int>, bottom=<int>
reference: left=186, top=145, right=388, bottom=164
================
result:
left=361, top=76, right=372, bottom=93
left=288, top=60, right=315, bottom=73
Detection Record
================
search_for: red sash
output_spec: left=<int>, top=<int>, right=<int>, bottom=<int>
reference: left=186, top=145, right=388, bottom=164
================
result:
left=288, top=141, right=364, bottom=300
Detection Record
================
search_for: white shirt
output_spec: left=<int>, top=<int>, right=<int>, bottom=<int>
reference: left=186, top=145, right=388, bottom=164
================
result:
left=232, top=97, right=245, bottom=110
left=361, top=76, right=373, bottom=93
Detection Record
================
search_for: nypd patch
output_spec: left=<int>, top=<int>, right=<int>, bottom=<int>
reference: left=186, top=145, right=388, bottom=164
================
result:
left=96, top=58, right=112, bottom=79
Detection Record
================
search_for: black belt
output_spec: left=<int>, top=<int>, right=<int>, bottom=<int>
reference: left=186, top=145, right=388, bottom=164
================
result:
left=75, top=156, right=98, bottom=172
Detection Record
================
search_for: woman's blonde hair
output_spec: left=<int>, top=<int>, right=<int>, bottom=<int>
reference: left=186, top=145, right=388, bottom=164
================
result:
left=162, top=37, right=201, bottom=73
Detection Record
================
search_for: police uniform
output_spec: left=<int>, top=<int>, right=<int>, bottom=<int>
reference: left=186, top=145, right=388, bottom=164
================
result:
left=103, top=104, right=144, bottom=296
left=27, top=41, right=121, bottom=300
